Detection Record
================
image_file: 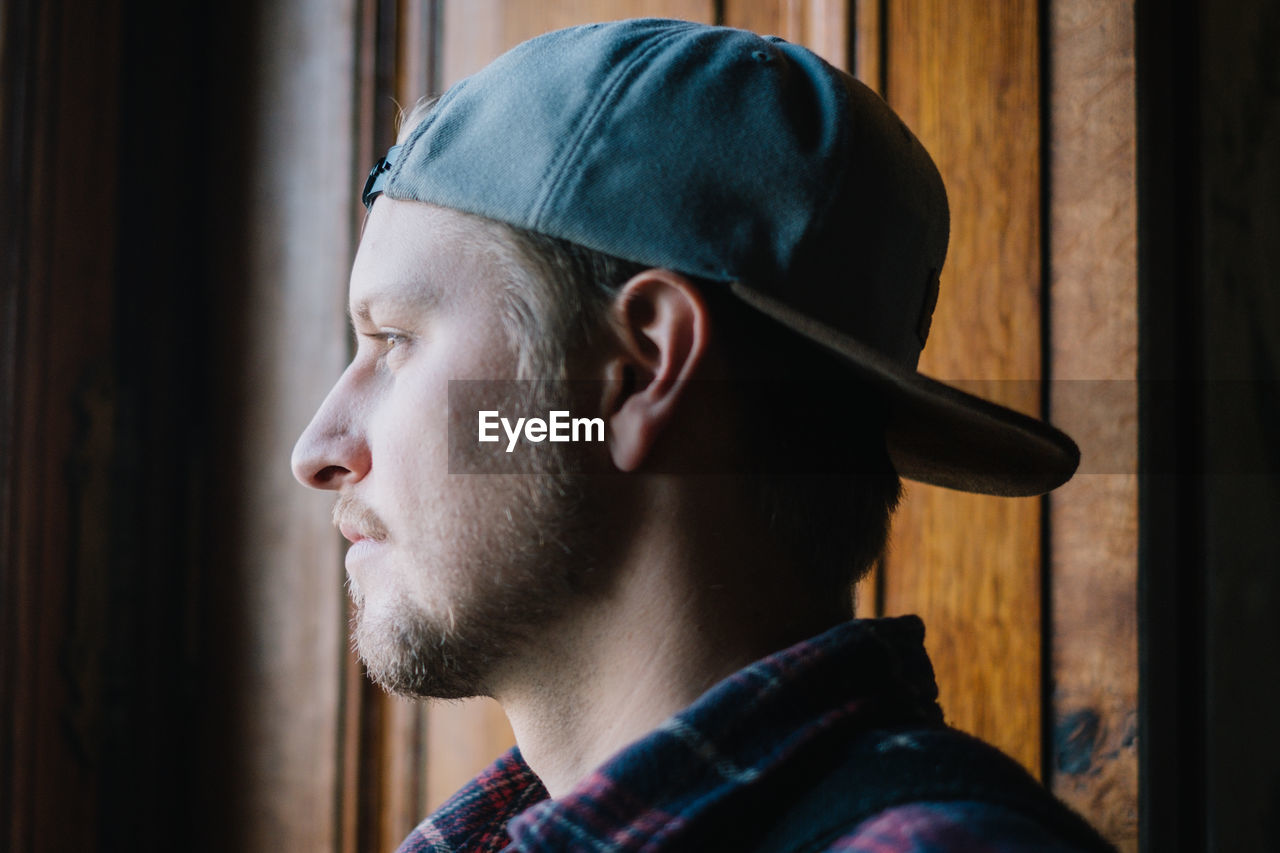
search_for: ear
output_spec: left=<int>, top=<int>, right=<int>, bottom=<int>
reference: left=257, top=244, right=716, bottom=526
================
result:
left=602, top=270, right=711, bottom=472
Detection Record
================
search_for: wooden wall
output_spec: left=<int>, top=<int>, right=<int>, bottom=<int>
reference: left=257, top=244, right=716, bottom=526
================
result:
left=1046, top=1, right=1139, bottom=843
left=876, top=0, right=1047, bottom=783
left=198, top=1, right=360, bottom=848
left=7, top=1, right=1223, bottom=851
left=2, top=0, right=124, bottom=847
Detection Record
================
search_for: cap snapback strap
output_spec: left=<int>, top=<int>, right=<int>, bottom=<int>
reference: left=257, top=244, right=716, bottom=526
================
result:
left=362, top=144, right=403, bottom=209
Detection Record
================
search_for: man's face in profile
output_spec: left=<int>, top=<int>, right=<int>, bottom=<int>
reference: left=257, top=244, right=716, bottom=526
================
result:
left=291, top=199, right=590, bottom=699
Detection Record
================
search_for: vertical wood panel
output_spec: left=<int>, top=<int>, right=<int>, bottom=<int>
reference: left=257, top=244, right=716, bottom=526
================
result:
left=344, top=10, right=382, bottom=849
left=381, top=697, right=429, bottom=840
left=1046, top=2, right=1138, bottom=849
left=203, top=2, right=360, bottom=849
left=441, top=0, right=714, bottom=88
left=425, top=699, right=522, bottom=811
left=880, top=0, right=1044, bottom=776
left=346, top=10, right=385, bottom=848
left=724, top=0, right=805, bottom=41
left=345, top=3, right=438, bottom=849
left=397, top=0, right=435, bottom=107
left=853, top=0, right=882, bottom=94
left=1, top=1, right=122, bottom=848
left=723, top=0, right=849, bottom=68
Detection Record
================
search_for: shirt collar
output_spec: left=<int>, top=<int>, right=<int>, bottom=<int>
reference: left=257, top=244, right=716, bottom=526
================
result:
left=405, top=616, right=941, bottom=852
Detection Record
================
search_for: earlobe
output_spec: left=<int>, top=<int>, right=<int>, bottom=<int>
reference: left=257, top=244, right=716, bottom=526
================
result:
left=600, top=332, right=653, bottom=473
left=601, top=271, right=711, bottom=472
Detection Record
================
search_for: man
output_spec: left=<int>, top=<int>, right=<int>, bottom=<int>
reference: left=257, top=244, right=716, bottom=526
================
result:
left=292, top=18, right=1115, bottom=852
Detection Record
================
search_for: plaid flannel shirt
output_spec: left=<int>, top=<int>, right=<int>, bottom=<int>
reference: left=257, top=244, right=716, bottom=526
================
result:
left=396, top=617, right=1110, bottom=852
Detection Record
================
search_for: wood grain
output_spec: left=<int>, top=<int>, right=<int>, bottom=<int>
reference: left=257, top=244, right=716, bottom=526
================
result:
left=440, top=0, right=714, bottom=89
left=341, top=658, right=430, bottom=853
left=425, top=699, right=518, bottom=811
left=853, top=0, right=881, bottom=94
left=2, top=1, right=122, bottom=848
left=723, top=0, right=849, bottom=68
left=397, top=0, right=436, bottom=110
left=383, top=695, right=430, bottom=841
left=344, top=4, right=439, bottom=849
left=201, top=1, right=361, bottom=849
left=879, top=0, right=1045, bottom=777
left=1046, top=2, right=1139, bottom=849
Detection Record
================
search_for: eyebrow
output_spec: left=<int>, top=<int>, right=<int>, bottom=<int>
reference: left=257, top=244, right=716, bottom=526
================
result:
left=350, top=285, right=440, bottom=325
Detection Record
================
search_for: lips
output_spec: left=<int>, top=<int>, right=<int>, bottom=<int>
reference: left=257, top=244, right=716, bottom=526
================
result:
left=333, top=494, right=391, bottom=545
left=339, top=522, right=367, bottom=544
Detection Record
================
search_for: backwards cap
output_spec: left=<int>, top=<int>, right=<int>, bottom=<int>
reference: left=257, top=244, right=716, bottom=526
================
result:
left=364, top=18, right=1078, bottom=496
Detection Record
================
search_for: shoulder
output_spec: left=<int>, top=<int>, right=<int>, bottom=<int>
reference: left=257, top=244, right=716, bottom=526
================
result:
left=820, top=800, right=1095, bottom=852
left=752, top=726, right=1117, bottom=853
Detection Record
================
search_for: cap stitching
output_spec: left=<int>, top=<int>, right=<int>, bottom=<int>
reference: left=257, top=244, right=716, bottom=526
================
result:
left=386, top=79, right=470, bottom=190
left=528, top=26, right=688, bottom=229
left=785, top=62, right=854, bottom=288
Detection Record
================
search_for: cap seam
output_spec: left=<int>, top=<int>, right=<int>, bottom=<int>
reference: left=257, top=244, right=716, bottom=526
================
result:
left=387, top=80, right=469, bottom=190
left=788, top=63, right=854, bottom=286
left=528, top=26, right=688, bottom=230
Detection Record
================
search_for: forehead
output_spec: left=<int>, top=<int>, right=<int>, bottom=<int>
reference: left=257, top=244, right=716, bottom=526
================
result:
left=349, top=198, right=511, bottom=314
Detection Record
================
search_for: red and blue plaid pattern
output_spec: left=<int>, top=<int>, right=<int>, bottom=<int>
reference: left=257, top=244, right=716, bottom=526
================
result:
left=396, top=617, right=1105, bottom=852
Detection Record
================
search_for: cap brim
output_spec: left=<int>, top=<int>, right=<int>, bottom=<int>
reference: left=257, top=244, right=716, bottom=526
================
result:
left=729, top=282, right=1080, bottom=497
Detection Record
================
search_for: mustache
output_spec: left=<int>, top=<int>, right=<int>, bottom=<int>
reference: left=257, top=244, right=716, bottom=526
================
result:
left=332, top=494, right=390, bottom=542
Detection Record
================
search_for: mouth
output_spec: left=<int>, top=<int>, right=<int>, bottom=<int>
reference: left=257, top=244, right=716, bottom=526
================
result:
left=333, top=494, right=391, bottom=546
left=338, top=522, right=367, bottom=544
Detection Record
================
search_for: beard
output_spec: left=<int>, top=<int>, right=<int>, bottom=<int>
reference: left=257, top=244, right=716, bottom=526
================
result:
left=340, top=380, right=601, bottom=700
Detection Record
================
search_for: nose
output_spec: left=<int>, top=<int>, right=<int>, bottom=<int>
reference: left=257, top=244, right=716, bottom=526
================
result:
left=291, top=370, right=372, bottom=490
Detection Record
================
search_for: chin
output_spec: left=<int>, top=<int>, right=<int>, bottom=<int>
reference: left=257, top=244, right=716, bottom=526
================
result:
left=351, top=591, right=497, bottom=700
left=349, top=460, right=602, bottom=699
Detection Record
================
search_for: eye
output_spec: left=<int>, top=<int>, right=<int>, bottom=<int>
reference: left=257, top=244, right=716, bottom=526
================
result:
left=376, top=331, right=405, bottom=349
left=356, top=329, right=412, bottom=366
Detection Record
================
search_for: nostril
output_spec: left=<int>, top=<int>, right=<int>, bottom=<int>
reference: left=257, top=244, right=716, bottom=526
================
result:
left=313, top=464, right=352, bottom=486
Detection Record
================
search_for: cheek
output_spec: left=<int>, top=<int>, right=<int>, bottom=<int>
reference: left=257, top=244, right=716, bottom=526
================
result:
left=367, top=369, right=450, bottom=501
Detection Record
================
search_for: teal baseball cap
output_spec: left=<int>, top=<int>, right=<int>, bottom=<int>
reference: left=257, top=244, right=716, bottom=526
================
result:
left=362, top=18, right=1079, bottom=497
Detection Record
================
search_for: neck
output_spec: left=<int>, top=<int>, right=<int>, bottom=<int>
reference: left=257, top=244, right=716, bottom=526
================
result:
left=490, top=476, right=847, bottom=799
